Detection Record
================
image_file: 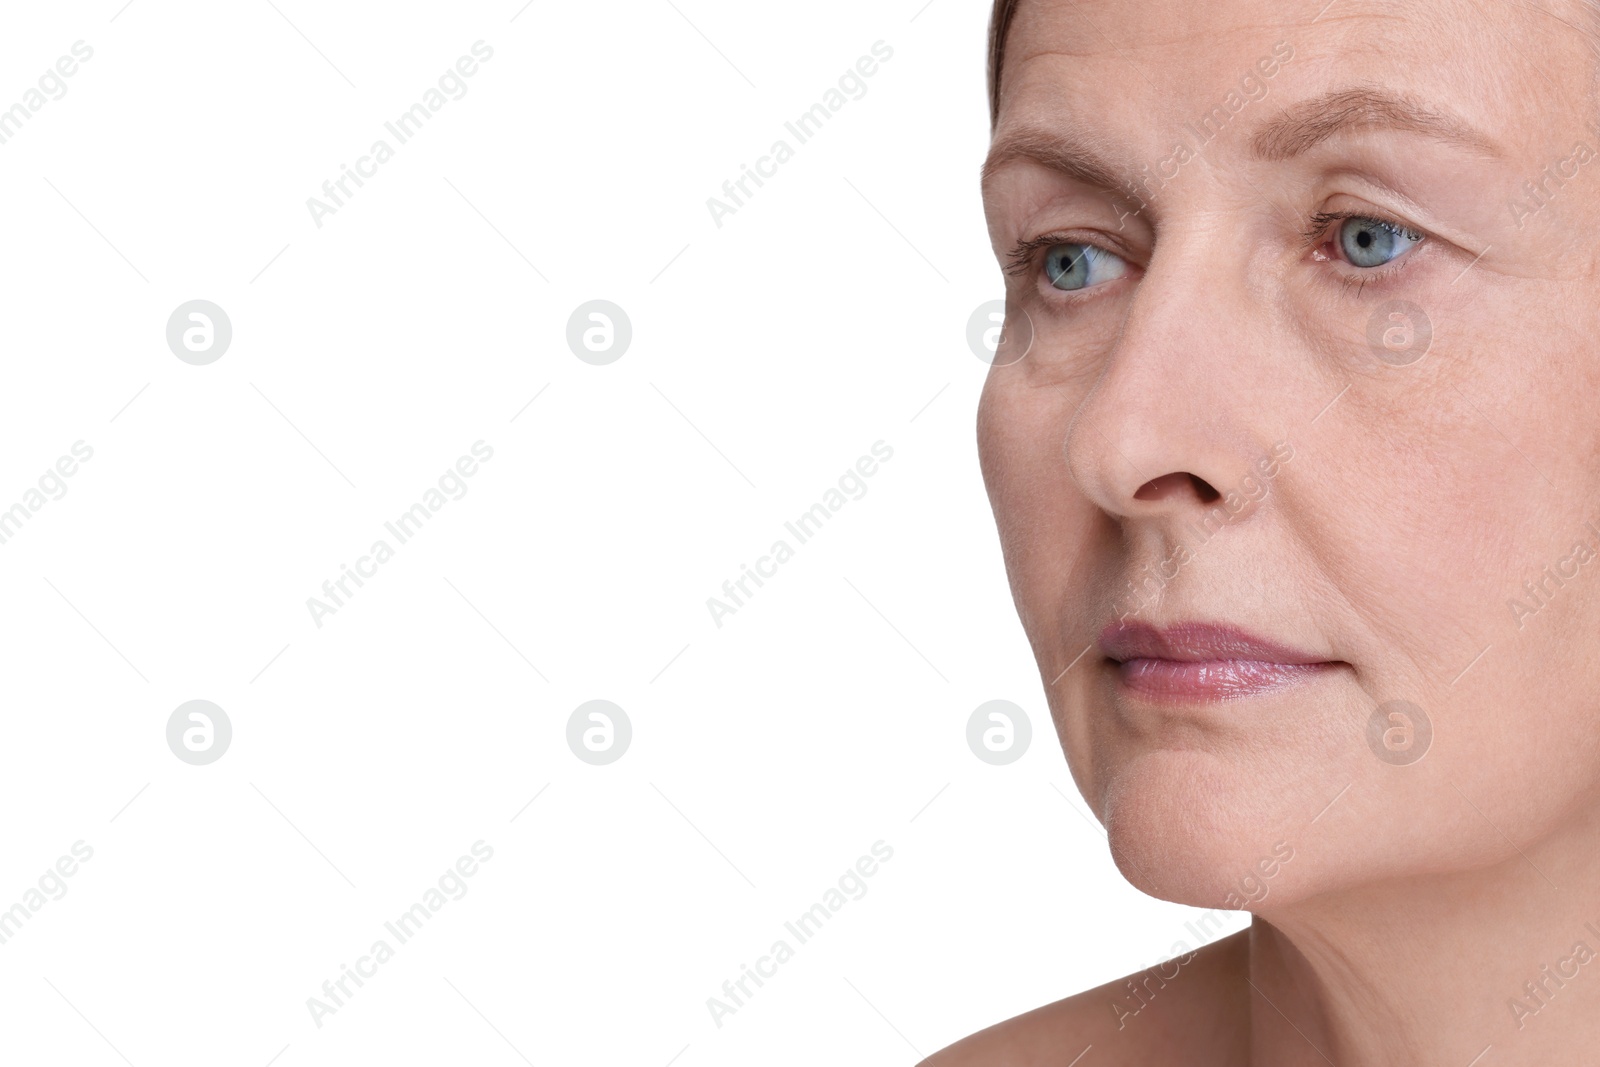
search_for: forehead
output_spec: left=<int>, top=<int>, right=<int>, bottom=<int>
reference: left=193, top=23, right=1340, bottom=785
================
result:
left=994, top=0, right=1594, bottom=163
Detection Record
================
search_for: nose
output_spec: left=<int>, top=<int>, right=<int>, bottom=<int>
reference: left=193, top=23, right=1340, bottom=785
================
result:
left=1061, top=239, right=1282, bottom=524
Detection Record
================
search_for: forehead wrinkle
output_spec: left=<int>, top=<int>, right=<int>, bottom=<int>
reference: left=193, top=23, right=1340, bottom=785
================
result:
left=1504, top=0, right=1600, bottom=117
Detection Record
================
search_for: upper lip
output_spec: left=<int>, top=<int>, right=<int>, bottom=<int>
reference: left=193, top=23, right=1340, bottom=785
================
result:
left=1098, top=620, right=1335, bottom=665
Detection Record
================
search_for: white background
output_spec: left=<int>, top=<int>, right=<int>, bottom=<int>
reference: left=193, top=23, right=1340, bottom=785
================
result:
left=0, top=2, right=1245, bottom=1064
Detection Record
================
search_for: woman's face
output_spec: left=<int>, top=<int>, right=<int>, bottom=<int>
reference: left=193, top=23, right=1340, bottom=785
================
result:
left=979, top=0, right=1600, bottom=909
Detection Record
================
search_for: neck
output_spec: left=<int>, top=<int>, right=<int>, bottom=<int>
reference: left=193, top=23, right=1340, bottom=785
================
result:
left=1246, top=800, right=1600, bottom=1066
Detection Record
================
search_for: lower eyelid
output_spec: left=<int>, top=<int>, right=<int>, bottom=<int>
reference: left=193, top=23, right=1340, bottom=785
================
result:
left=1034, top=267, right=1138, bottom=303
left=1329, top=251, right=1418, bottom=291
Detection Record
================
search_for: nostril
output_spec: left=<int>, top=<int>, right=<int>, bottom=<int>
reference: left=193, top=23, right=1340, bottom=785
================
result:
left=1189, top=473, right=1221, bottom=503
left=1132, top=471, right=1222, bottom=503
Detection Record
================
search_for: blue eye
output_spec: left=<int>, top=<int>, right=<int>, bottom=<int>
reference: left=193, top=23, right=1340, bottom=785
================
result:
left=1337, top=216, right=1423, bottom=268
left=1044, top=243, right=1129, bottom=291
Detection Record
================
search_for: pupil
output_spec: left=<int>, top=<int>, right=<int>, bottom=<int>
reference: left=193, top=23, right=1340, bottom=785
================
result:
left=1356, top=230, right=1372, bottom=248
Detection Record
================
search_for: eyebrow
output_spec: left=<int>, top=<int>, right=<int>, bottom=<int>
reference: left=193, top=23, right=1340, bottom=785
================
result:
left=982, top=127, right=1128, bottom=193
left=983, top=86, right=1503, bottom=190
left=1252, top=86, right=1503, bottom=160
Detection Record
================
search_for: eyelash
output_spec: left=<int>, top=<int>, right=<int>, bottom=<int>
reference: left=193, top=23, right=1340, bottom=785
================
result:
left=1004, top=232, right=1074, bottom=278
left=1300, top=209, right=1424, bottom=252
left=1005, top=211, right=1429, bottom=288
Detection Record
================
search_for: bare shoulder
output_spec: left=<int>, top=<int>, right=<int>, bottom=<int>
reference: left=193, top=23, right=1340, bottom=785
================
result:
left=915, top=930, right=1250, bottom=1067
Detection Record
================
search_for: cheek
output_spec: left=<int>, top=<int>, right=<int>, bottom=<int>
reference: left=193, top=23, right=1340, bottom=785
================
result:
left=977, top=371, right=1090, bottom=627
left=1313, top=319, right=1592, bottom=684
left=1300, top=416, right=1515, bottom=675
left=1265, top=314, right=1600, bottom=886
left=979, top=369, right=1115, bottom=791
left=978, top=370, right=1046, bottom=563
left=974, top=370, right=1012, bottom=503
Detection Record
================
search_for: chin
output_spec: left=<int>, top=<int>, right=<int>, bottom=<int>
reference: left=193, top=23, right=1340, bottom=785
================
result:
left=1094, top=746, right=1313, bottom=911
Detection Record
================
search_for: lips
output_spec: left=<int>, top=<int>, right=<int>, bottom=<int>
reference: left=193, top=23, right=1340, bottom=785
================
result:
left=1097, top=620, right=1341, bottom=702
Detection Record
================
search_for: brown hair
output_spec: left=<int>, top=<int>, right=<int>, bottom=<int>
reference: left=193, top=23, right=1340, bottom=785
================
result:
left=988, top=0, right=1024, bottom=127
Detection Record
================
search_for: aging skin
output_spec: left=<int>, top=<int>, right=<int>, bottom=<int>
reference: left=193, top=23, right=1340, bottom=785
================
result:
left=929, top=0, right=1600, bottom=1064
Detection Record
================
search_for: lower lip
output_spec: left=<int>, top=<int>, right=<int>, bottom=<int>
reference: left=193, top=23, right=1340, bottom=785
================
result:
left=1115, top=658, right=1337, bottom=702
